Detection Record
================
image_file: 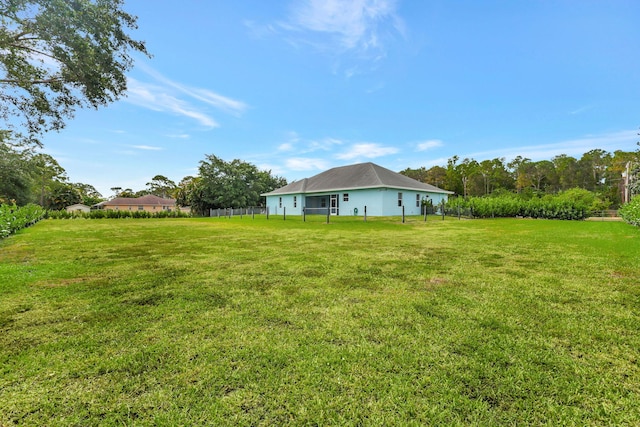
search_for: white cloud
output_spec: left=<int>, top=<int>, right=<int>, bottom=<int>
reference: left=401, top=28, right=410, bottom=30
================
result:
left=336, top=142, right=399, bottom=160
left=126, top=78, right=219, bottom=128
left=278, top=142, right=295, bottom=151
left=467, top=130, right=639, bottom=162
left=288, top=0, right=401, bottom=53
left=124, top=64, right=247, bottom=128
left=279, top=0, right=404, bottom=75
left=165, top=133, right=190, bottom=139
left=285, top=157, right=330, bottom=171
left=138, top=64, right=247, bottom=115
left=569, top=105, right=593, bottom=115
left=131, top=145, right=163, bottom=151
left=307, top=137, right=344, bottom=152
left=416, top=139, right=443, bottom=151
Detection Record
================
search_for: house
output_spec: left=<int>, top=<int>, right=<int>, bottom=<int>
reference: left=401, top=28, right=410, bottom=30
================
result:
left=65, top=203, right=91, bottom=213
left=95, top=194, right=177, bottom=213
left=262, top=162, right=453, bottom=217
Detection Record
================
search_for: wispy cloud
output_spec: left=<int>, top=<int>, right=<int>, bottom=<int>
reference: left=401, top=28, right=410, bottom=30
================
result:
left=124, top=64, right=247, bottom=128
left=336, top=142, right=399, bottom=160
left=165, top=133, right=190, bottom=139
left=569, top=105, right=593, bottom=115
left=467, top=130, right=639, bottom=162
left=131, top=145, right=163, bottom=151
left=278, top=133, right=344, bottom=154
left=126, top=78, right=219, bottom=128
left=416, top=139, right=443, bottom=151
left=287, top=0, right=403, bottom=52
left=285, top=157, right=331, bottom=171
left=278, top=142, right=295, bottom=151
left=272, top=0, right=404, bottom=76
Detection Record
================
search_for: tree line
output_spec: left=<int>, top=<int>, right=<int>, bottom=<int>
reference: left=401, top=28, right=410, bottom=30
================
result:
left=1, top=138, right=287, bottom=214
left=109, top=154, right=287, bottom=215
left=2, top=2, right=639, bottom=215
left=400, top=148, right=640, bottom=208
left=4, top=137, right=640, bottom=213
left=0, top=136, right=103, bottom=209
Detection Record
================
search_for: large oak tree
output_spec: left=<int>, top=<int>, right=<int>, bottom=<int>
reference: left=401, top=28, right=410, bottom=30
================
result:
left=0, top=0, right=149, bottom=146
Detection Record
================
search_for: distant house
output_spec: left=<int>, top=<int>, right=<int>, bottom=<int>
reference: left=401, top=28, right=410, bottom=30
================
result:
left=262, top=162, right=453, bottom=217
left=65, top=203, right=91, bottom=213
left=95, top=194, right=177, bottom=213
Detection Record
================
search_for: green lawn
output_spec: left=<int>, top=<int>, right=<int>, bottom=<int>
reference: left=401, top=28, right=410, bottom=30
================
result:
left=1, top=216, right=639, bottom=425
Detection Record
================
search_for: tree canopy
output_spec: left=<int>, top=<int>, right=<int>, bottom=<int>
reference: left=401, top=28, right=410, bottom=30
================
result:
left=178, top=155, right=287, bottom=214
left=401, top=148, right=640, bottom=207
left=0, top=0, right=149, bottom=146
left=0, top=138, right=102, bottom=206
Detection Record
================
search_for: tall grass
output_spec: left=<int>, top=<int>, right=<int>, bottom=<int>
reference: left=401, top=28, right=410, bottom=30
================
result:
left=1, top=217, right=639, bottom=425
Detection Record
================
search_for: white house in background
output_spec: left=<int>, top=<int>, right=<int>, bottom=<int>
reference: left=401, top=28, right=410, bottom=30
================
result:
left=65, top=203, right=91, bottom=213
left=262, top=162, right=453, bottom=217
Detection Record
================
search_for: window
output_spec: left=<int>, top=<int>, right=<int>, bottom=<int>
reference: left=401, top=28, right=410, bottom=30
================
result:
left=398, top=192, right=403, bottom=207
left=279, top=197, right=282, bottom=208
left=343, top=193, right=349, bottom=202
left=138, top=206, right=144, bottom=211
left=321, top=198, right=326, bottom=208
left=416, top=194, right=421, bottom=207
left=293, top=196, right=297, bottom=208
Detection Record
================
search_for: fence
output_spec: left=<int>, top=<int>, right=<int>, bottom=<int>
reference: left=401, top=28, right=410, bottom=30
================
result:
left=206, top=205, right=472, bottom=223
left=208, top=203, right=621, bottom=222
left=209, top=207, right=267, bottom=218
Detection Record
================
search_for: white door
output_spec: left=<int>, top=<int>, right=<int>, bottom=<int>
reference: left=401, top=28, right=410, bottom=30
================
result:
left=330, top=194, right=339, bottom=215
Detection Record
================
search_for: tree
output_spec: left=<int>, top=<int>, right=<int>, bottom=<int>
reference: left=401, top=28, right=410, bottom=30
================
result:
left=424, top=166, right=447, bottom=189
left=578, top=149, right=611, bottom=191
left=508, top=156, right=533, bottom=194
left=30, top=153, right=67, bottom=206
left=73, top=182, right=102, bottom=205
left=457, top=158, right=479, bottom=198
left=0, top=0, right=149, bottom=146
left=399, top=167, right=429, bottom=182
left=175, top=176, right=203, bottom=212
left=0, top=137, right=32, bottom=204
left=445, top=156, right=462, bottom=195
left=146, top=175, right=176, bottom=198
left=552, top=154, right=579, bottom=191
left=196, top=155, right=286, bottom=212
left=529, top=160, right=556, bottom=192
left=47, top=181, right=81, bottom=210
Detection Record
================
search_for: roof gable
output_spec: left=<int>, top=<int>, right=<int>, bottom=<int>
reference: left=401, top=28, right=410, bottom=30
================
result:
left=264, top=162, right=452, bottom=195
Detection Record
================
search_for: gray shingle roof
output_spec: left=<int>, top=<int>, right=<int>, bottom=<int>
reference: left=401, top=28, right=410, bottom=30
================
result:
left=263, top=162, right=452, bottom=195
left=101, top=194, right=176, bottom=206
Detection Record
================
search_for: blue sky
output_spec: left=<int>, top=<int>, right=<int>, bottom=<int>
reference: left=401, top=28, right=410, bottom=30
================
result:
left=43, top=0, right=640, bottom=197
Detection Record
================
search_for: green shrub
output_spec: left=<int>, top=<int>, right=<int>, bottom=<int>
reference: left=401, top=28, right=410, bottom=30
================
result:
left=619, top=197, right=640, bottom=226
left=0, top=203, right=45, bottom=238
left=448, top=192, right=589, bottom=220
left=44, top=209, right=191, bottom=220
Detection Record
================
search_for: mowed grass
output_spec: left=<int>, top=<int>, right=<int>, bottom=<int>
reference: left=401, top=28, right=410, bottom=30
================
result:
left=1, top=216, right=639, bottom=426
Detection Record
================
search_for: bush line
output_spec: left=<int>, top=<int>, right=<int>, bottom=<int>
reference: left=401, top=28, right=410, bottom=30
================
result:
left=45, top=209, right=192, bottom=220
left=619, top=197, right=640, bottom=226
left=0, top=203, right=46, bottom=238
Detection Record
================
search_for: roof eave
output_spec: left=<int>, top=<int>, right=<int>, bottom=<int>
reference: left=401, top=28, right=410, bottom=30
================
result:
left=264, top=185, right=453, bottom=195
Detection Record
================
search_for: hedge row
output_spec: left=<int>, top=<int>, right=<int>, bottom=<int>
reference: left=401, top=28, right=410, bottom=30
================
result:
left=619, top=197, right=640, bottom=226
left=445, top=195, right=589, bottom=220
left=46, top=209, right=191, bottom=219
left=0, top=203, right=46, bottom=238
